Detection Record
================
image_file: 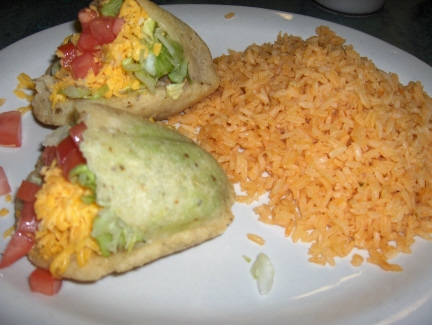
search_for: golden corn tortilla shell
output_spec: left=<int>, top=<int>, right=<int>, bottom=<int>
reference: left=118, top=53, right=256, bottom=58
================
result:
left=32, top=0, right=219, bottom=126
left=28, top=103, right=235, bottom=281
left=28, top=217, right=231, bottom=282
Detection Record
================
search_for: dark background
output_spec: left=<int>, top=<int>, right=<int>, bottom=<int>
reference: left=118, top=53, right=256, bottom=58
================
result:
left=1, top=0, right=431, bottom=66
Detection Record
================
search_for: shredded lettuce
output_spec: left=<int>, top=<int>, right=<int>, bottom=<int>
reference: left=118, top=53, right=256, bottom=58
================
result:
left=166, top=82, right=185, bottom=100
left=92, top=210, right=145, bottom=257
left=153, top=29, right=188, bottom=84
left=59, top=85, right=109, bottom=99
left=143, top=53, right=157, bottom=76
left=60, top=86, right=92, bottom=99
left=142, top=18, right=156, bottom=41
left=128, top=23, right=189, bottom=94
left=154, top=28, right=177, bottom=57
left=88, top=84, right=109, bottom=99
left=100, top=0, right=123, bottom=17
left=68, top=164, right=97, bottom=203
left=51, top=61, right=61, bottom=76
left=154, top=46, right=175, bottom=79
left=134, top=70, right=156, bottom=93
left=122, top=57, right=142, bottom=72
left=168, top=58, right=189, bottom=84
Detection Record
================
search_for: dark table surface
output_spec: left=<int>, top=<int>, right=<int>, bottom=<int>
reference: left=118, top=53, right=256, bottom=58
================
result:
left=1, top=0, right=432, bottom=67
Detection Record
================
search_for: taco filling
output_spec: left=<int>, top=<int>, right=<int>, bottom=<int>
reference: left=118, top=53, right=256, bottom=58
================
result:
left=32, top=0, right=219, bottom=126
left=50, top=0, right=189, bottom=108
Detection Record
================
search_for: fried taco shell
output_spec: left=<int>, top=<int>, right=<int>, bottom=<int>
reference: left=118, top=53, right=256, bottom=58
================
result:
left=32, top=0, right=219, bottom=126
left=27, top=103, right=235, bottom=281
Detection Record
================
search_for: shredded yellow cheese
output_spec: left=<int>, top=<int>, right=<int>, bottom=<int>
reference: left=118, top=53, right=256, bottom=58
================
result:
left=0, top=98, right=5, bottom=106
left=0, top=208, right=9, bottom=217
left=13, top=73, right=36, bottom=114
left=3, top=225, right=14, bottom=238
left=5, top=194, right=12, bottom=202
left=13, top=89, right=33, bottom=101
left=33, top=164, right=101, bottom=277
left=119, top=0, right=149, bottom=37
left=17, top=73, right=35, bottom=89
left=153, top=42, right=162, bottom=56
left=17, top=105, right=33, bottom=115
left=49, top=77, right=74, bottom=107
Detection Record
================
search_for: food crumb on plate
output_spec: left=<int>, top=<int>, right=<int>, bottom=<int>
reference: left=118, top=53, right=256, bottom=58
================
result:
left=250, top=253, right=275, bottom=295
left=243, top=255, right=251, bottom=263
left=225, top=12, right=235, bottom=19
left=247, top=233, right=265, bottom=246
left=13, top=89, right=33, bottom=102
left=16, top=73, right=35, bottom=88
left=351, top=253, right=364, bottom=267
left=13, top=73, right=36, bottom=114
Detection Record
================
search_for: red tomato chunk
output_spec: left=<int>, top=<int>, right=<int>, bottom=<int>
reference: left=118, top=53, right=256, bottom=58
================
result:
left=76, top=28, right=101, bottom=54
left=57, top=42, right=79, bottom=69
left=56, top=136, right=79, bottom=168
left=70, top=51, right=100, bottom=79
left=78, top=8, right=98, bottom=30
left=69, top=122, right=87, bottom=146
left=17, top=202, right=39, bottom=234
left=0, top=111, right=22, bottom=147
left=16, top=180, right=41, bottom=202
left=64, top=7, right=124, bottom=80
left=62, top=149, right=86, bottom=179
left=56, top=128, right=87, bottom=178
left=0, top=232, right=34, bottom=268
left=0, top=166, right=11, bottom=196
left=112, top=17, right=125, bottom=35
left=29, top=268, right=62, bottom=296
left=90, top=17, right=117, bottom=43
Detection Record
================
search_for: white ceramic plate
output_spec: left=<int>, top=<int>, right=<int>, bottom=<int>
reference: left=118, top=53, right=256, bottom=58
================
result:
left=1, top=5, right=432, bottom=325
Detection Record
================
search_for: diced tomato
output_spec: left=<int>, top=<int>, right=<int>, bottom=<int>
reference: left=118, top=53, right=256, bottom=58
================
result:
left=0, top=232, right=34, bottom=268
left=0, top=111, right=22, bottom=147
left=29, top=268, right=62, bottom=296
left=69, top=122, right=87, bottom=146
left=42, top=146, right=57, bottom=166
left=90, top=17, right=117, bottom=43
left=17, top=202, right=39, bottom=234
left=56, top=136, right=78, bottom=168
left=62, top=149, right=86, bottom=179
left=70, top=51, right=100, bottom=79
left=56, top=134, right=87, bottom=178
left=57, top=42, right=79, bottom=69
left=78, top=8, right=98, bottom=31
left=0, top=166, right=11, bottom=196
left=16, top=180, right=41, bottom=202
left=77, top=28, right=101, bottom=53
left=0, top=200, right=37, bottom=268
left=112, top=17, right=125, bottom=35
